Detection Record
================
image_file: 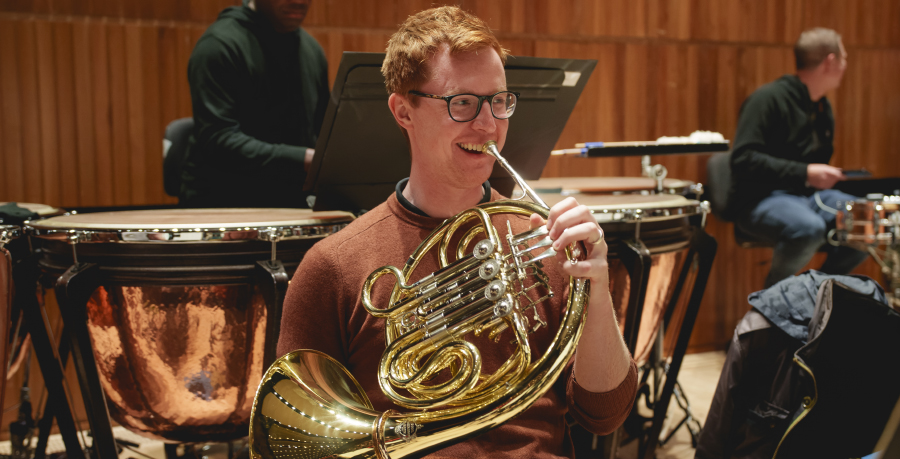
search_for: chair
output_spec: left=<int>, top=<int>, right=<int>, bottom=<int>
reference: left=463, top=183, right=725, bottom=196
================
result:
left=705, top=152, right=774, bottom=249
left=162, top=117, right=195, bottom=198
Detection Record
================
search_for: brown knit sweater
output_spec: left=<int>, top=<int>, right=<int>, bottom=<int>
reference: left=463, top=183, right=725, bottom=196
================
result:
left=277, top=191, right=638, bottom=458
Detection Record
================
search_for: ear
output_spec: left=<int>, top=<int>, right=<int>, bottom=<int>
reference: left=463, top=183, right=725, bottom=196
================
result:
left=388, top=93, right=414, bottom=131
left=823, top=52, right=838, bottom=70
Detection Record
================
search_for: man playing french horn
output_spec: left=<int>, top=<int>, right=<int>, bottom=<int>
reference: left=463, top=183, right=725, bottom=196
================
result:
left=274, top=6, right=637, bottom=458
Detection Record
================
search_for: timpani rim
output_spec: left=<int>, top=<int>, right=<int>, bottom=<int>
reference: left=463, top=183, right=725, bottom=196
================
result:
left=524, top=177, right=695, bottom=194
left=26, top=208, right=354, bottom=243
left=536, top=193, right=709, bottom=223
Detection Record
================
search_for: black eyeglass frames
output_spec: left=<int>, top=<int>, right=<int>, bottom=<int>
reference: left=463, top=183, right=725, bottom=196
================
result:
left=408, top=90, right=520, bottom=122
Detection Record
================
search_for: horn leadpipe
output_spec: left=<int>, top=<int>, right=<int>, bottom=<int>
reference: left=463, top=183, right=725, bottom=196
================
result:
left=482, top=141, right=591, bottom=263
left=481, top=141, right=548, bottom=209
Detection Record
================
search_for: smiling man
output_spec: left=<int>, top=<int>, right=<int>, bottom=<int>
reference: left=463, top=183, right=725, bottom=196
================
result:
left=277, top=7, right=637, bottom=458
left=180, top=0, right=328, bottom=208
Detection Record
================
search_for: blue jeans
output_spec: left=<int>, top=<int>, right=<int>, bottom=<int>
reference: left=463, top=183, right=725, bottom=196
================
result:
left=736, top=190, right=869, bottom=288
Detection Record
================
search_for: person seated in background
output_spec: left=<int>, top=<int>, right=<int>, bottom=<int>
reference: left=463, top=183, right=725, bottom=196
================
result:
left=180, top=0, right=328, bottom=208
left=731, top=27, right=867, bottom=288
left=276, top=7, right=637, bottom=457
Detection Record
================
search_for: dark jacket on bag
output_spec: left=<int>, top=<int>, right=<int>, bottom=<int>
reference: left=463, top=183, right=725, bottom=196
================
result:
left=730, top=75, right=835, bottom=213
left=180, top=4, right=329, bottom=208
left=696, top=271, right=898, bottom=459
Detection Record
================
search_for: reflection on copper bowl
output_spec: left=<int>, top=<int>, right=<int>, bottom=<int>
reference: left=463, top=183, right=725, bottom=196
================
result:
left=87, top=284, right=266, bottom=442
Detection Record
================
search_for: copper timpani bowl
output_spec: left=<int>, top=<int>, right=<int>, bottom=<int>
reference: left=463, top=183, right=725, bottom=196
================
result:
left=0, top=224, right=22, bottom=405
left=27, top=208, right=353, bottom=442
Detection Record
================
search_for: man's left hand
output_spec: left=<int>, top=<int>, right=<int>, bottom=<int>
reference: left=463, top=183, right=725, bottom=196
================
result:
left=530, top=197, right=608, bottom=283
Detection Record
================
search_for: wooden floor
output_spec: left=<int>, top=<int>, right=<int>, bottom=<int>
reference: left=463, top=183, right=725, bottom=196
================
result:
left=607, top=351, right=727, bottom=459
left=654, top=351, right=727, bottom=459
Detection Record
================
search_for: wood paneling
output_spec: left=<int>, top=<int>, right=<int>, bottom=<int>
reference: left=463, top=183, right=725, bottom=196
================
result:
left=1, top=1, right=899, bottom=429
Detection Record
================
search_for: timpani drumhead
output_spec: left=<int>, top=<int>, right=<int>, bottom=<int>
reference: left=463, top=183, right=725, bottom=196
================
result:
left=526, top=177, right=694, bottom=194
left=29, top=208, right=351, bottom=231
left=539, top=192, right=695, bottom=211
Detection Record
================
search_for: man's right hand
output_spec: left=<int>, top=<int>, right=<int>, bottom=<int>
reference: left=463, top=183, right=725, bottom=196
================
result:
left=807, top=163, right=846, bottom=190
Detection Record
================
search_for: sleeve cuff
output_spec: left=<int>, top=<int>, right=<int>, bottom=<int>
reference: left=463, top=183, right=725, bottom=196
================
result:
left=567, top=359, right=639, bottom=435
left=274, top=144, right=308, bottom=165
left=788, top=161, right=810, bottom=187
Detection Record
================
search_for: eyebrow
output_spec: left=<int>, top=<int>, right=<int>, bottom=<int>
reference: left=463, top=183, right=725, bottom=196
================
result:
left=442, top=87, right=508, bottom=96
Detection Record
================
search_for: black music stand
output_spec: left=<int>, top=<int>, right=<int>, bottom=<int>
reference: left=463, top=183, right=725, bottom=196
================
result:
left=304, top=52, right=597, bottom=212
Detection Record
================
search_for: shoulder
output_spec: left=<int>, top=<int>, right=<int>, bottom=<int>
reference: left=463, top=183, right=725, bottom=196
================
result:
left=192, top=14, right=258, bottom=60
left=191, top=32, right=241, bottom=72
left=746, top=78, right=788, bottom=107
left=739, top=78, right=791, bottom=121
left=305, top=201, right=397, bottom=257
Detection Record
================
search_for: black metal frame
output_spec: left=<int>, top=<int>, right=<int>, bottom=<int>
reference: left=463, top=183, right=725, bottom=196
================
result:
left=12, top=249, right=86, bottom=459
left=635, top=228, right=716, bottom=459
left=619, top=239, right=653, bottom=357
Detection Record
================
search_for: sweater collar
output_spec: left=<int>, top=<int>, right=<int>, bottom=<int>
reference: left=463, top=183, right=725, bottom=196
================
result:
left=395, top=178, right=492, bottom=218
left=387, top=180, right=501, bottom=230
left=781, top=74, right=820, bottom=111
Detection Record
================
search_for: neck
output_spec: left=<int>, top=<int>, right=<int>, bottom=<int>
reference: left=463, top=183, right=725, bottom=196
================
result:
left=797, top=71, right=828, bottom=102
left=403, top=174, right=485, bottom=219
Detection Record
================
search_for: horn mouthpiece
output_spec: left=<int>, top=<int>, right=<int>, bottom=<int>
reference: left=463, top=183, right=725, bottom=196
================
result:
left=481, top=141, right=499, bottom=157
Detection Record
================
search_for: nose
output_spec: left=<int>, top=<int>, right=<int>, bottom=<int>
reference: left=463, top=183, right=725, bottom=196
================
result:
left=471, top=99, right=497, bottom=132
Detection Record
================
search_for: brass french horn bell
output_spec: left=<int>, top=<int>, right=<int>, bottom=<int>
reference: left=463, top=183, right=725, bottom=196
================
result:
left=249, top=141, right=591, bottom=459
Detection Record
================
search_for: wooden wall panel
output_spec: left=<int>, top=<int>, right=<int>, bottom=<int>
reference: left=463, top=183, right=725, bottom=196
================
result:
left=35, top=20, right=60, bottom=206
left=125, top=25, right=147, bottom=205
left=54, top=21, right=80, bottom=208
left=0, top=19, right=25, bottom=201
left=73, top=20, right=98, bottom=205
left=107, top=23, right=132, bottom=207
left=0, top=0, right=899, bottom=410
left=90, top=22, right=115, bottom=207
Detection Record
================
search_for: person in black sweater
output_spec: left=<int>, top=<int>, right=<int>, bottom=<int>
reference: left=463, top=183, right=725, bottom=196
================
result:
left=731, top=28, right=867, bottom=288
left=180, top=0, right=329, bottom=208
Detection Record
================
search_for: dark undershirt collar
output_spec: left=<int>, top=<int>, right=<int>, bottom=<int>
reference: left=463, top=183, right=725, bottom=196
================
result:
left=395, top=178, right=491, bottom=218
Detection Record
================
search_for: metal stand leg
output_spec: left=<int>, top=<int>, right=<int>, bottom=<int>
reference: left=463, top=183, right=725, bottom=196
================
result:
left=594, top=239, right=652, bottom=459
left=255, top=260, right=289, bottom=367
left=619, top=239, right=652, bottom=356
left=56, top=262, right=119, bottom=459
left=34, top=326, right=73, bottom=459
left=658, top=377, right=702, bottom=447
left=640, top=229, right=716, bottom=459
left=14, top=255, right=85, bottom=459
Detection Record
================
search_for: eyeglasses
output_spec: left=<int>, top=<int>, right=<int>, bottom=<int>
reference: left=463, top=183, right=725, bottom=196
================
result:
left=408, top=90, right=520, bottom=123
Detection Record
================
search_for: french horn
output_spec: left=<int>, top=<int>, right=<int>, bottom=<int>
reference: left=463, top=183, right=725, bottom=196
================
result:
left=249, top=141, right=591, bottom=459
